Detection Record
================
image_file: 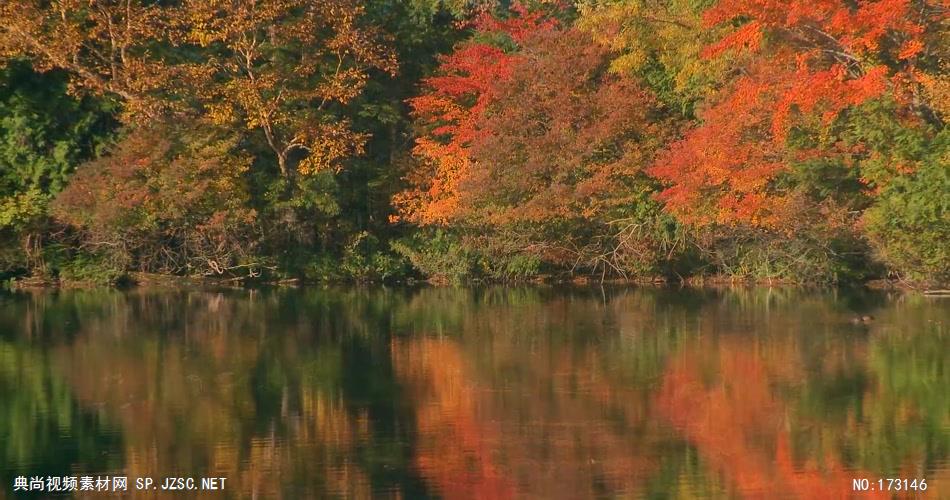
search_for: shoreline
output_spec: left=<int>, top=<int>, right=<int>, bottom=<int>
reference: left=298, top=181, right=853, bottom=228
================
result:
left=5, top=271, right=944, bottom=293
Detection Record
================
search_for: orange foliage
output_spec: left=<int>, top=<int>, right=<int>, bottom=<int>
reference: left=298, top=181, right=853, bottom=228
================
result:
left=650, top=70, right=787, bottom=226
left=467, top=28, right=661, bottom=225
left=0, top=0, right=396, bottom=176
left=396, top=44, right=519, bottom=223
left=178, top=0, right=397, bottom=176
left=0, top=0, right=173, bottom=116
left=650, top=0, right=943, bottom=227
left=701, top=0, right=931, bottom=59
left=397, top=4, right=663, bottom=230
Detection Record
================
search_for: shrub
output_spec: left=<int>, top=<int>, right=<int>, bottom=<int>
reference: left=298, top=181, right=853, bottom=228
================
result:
left=44, top=246, right=124, bottom=286
left=340, top=231, right=410, bottom=282
left=863, top=145, right=949, bottom=285
left=53, top=122, right=263, bottom=277
left=391, top=229, right=487, bottom=283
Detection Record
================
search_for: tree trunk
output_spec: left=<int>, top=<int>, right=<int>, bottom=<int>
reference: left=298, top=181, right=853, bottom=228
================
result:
left=277, top=152, right=289, bottom=177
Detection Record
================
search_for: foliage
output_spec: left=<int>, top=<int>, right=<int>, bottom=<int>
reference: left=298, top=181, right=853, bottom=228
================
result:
left=642, top=0, right=947, bottom=282
left=648, top=0, right=942, bottom=226
left=0, top=0, right=399, bottom=178
left=467, top=28, right=662, bottom=225
left=43, top=246, right=126, bottom=287
left=0, top=62, right=114, bottom=219
left=179, top=0, right=398, bottom=177
left=53, top=123, right=262, bottom=277
left=339, top=231, right=412, bottom=282
left=469, top=27, right=680, bottom=276
left=0, top=0, right=170, bottom=116
left=398, top=5, right=687, bottom=278
left=391, top=229, right=488, bottom=283
left=691, top=223, right=875, bottom=283
left=0, top=0, right=946, bottom=284
left=577, top=0, right=730, bottom=116
left=0, top=61, right=116, bottom=274
left=862, top=134, right=949, bottom=284
left=395, top=4, right=556, bottom=224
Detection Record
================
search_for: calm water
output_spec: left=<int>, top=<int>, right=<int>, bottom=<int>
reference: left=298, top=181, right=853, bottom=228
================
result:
left=0, top=286, right=947, bottom=499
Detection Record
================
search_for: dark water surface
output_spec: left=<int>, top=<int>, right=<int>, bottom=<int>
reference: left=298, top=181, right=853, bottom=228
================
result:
left=0, top=287, right=947, bottom=499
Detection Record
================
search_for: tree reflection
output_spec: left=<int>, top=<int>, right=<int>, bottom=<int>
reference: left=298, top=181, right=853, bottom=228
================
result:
left=656, top=336, right=884, bottom=498
left=0, top=286, right=944, bottom=498
left=0, top=340, right=123, bottom=488
left=393, top=338, right=513, bottom=499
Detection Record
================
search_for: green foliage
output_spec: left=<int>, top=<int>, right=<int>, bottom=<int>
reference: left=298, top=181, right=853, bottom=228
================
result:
left=492, top=253, right=542, bottom=280
left=41, top=245, right=125, bottom=287
left=692, top=222, right=877, bottom=284
left=862, top=145, right=949, bottom=284
left=390, top=228, right=552, bottom=282
left=0, top=189, right=46, bottom=231
left=0, top=61, right=116, bottom=209
left=839, top=100, right=949, bottom=284
left=391, top=229, right=488, bottom=283
left=0, top=234, right=24, bottom=279
left=340, top=232, right=411, bottom=282
left=577, top=0, right=730, bottom=119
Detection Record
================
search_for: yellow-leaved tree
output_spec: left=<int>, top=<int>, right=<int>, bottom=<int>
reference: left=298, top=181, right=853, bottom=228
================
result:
left=0, top=0, right=172, bottom=116
left=177, top=0, right=397, bottom=176
left=1, top=0, right=398, bottom=177
left=576, top=0, right=731, bottom=115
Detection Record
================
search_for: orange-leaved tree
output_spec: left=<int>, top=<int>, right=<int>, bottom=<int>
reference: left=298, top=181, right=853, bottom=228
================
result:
left=648, top=0, right=946, bottom=228
left=461, top=27, right=675, bottom=274
left=396, top=4, right=677, bottom=276
left=468, top=27, right=663, bottom=226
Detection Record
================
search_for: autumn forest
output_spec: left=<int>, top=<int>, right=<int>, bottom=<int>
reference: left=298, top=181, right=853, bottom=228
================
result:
left=1, top=0, right=947, bottom=287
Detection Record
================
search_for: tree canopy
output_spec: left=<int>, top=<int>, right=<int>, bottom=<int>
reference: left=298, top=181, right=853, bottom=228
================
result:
left=0, top=0, right=946, bottom=285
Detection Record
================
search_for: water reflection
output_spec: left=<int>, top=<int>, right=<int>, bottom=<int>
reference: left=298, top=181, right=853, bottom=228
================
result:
left=0, top=287, right=946, bottom=498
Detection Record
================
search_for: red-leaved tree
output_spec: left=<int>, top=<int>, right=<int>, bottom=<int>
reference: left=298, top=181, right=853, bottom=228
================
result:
left=394, top=3, right=557, bottom=224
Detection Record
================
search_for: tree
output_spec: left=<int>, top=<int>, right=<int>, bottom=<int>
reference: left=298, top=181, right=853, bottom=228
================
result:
left=860, top=120, right=948, bottom=284
left=179, top=0, right=398, bottom=177
left=576, top=0, right=731, bottom=116
left=395, top=3, right=556, bottom=224
left=632, top=0, right=948, bottom=282
left=1, top=0, right=399, bottom=178
left=53, top=123, right=260, bottom=278
left=0, top=0, right=172, bottom=116
left=466, top=28, right=678, bottom=275
left=0, top=61, right=116, bottom=273
left=649, top=0, right=945, bottom=228
left=1, top=0, right=408, bottom=280
left=397, top=5, right=680, bottom=277
left=324, top=0, right=465, bottom=240
left=468, top=28, right=662, bottom=225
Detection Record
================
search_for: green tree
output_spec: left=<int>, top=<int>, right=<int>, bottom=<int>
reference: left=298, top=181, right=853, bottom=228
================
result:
left=0, top=61, right=115, bottom=275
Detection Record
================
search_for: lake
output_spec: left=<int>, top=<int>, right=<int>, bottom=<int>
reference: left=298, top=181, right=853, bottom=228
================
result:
left=0, top=286, right=947, bottom=498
